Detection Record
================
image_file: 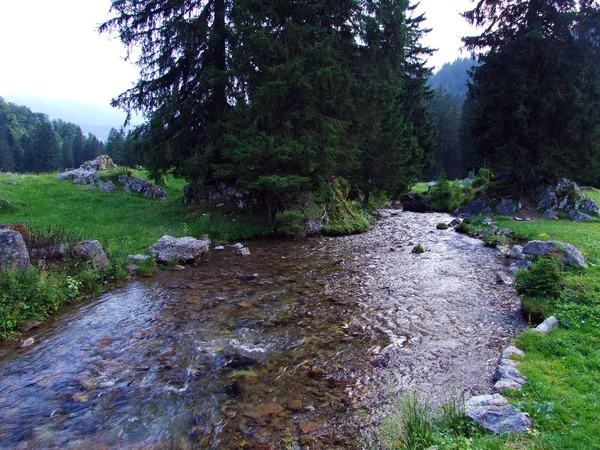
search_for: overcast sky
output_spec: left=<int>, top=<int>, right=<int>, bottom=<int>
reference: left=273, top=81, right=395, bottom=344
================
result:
left=0, top=0, right=477, bottom=107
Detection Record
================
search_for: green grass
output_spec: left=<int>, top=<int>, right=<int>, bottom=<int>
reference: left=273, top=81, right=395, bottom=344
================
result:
left=411, top=182, right=430, bottom=194
left=0, top=170, right=273, bottom=256
left=493, top=212, right=600, bottom=449
left=377, top=395, right=541, bottom=450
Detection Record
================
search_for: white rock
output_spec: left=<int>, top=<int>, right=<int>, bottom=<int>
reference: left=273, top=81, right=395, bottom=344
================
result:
left=533, top=316, right=559, bottom=333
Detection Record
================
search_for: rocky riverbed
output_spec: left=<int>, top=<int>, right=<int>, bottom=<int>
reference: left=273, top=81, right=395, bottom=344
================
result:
left=0, top=211, right=524, bottom=449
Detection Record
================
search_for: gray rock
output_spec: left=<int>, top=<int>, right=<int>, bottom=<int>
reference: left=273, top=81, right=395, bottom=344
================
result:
left=522, top=240, right=587, bottom=268
left=501, top=346, right=525, bottom=360
left=508, top=260, right=531, bottom=274
left=494, top=377, right=527, bottom=393
left=533, top=316, right=559, bottom=333
left=129, top=254, right=150, bottom=263
left=19, top=337, right=35, bottom=348
left=237, top=247, right=251, bottom=257
left=493, top=346, right=527, bottom=394
left=0, top=230, right=30, bottom=270
left=100, top=181, right=116, bottom=193
left=149, top=236, right=211, bottom=264
left=232, top=243, right=244, bottom=250
left=496, top=271, right=514, bottom=286
left=542, top=209, right=559, bottom=220
left=509, top=245, right=525, bottom=260
left=9, top=181, right=16, bottom=185
left=462, top=199, right=490, bottom=217
left=304, top=219, right=323, bottom=236
left=496, top=199, right=521, bottom=215
left=537, top=186, right=557, bottom=210
left=119, top=175, right=167, bottom=200
left=74, top=240, right=109, bottom=270
left=20, top=321, right=41, bottom=333
left=84, top=155, right=116, bottom=171
left=56, top=168, right=96, bottom=181
left=581, top=199, right=600, bottom=215
left=569, top=209, right=594, bottom=223
left=214, top=246, right=225, bottom=251
left=466, top=405, right=532, bottom=434
left=466, top=394, right=509, bottom=410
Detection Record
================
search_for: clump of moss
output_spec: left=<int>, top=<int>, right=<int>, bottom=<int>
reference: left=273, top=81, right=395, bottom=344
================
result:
left=412, top=244, right=425, bottom=254
left=436, top=222, right=449, bottom=230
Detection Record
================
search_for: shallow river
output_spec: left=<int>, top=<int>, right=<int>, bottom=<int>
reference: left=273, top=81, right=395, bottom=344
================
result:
left=0, top=212, right=524, bottom=449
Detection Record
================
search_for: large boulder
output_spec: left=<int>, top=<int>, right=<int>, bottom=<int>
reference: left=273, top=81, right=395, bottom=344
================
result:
left=466, top=405, right=532, bottom=434
left=119, top=175, right=167, bottom=200
left=84, top=155, right=116, bottom=172
left=399, top=193, right=430, bottom=212
left=0, top=230, right=30, bottom=270
left=569, top=209, right=595, bottom=223
left=149, top=236, right=211, bottom=264
left=542, top=209, right=559, bottom=220
left=74, top=240, right=109, bottom=270
left=462, top=198, right=490, bottom=217
left=56, top=168, right=97, bottom=183
left=496, top=199, right=521, bottom=215
left=522, top=240, right=587, bottom=268
left=537, top=186, right=557, bottom=210
left=581, top=199, right=600, bottom=215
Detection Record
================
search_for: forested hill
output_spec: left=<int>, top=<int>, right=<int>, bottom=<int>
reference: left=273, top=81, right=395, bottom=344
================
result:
left=0, top=97, right=137, bottom=173
left=428, top=57, right=476, bottom=106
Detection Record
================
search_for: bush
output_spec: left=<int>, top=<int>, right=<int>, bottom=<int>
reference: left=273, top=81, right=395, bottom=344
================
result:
left=515, top=257, right=563, bottom=298
left=0, top=268, right=68, bottom=339
left=436, top=222, right=449, bottom=230
left=274, top=209, right=306, bottom=237
left=428, top=177, right=464, bottom=212
left=473, top=168, right=493, bottom=188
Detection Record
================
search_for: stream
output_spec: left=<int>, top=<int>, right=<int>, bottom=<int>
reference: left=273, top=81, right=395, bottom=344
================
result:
left=0, top=212, right=525, bottom=449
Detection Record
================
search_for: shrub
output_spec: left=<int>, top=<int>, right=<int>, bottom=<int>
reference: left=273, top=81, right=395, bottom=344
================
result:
left=473, top=168, right=493, bottom=188
left=455, top=221, right=471, bottom=234
left=436, top=222, right=449, bottom=230
left=274, top=209, right=306, bottom=237
left=0, top=268, right=68, bottom=339
left=428, top=177, right=464, bottom=212
left=138, top=257, right=158, bottom=277
left=515, top=257, right=563, bottom=298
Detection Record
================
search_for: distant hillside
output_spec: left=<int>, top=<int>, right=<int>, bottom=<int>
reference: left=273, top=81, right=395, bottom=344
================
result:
left=428, top=57, right=477, bottom=105
left=3, top=94, right=143, bottom=141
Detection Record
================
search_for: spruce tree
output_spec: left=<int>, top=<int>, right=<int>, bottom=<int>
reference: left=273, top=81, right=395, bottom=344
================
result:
left=463, top=0, right=600, bottom=188
left=100, top=0, right=231, bottom=183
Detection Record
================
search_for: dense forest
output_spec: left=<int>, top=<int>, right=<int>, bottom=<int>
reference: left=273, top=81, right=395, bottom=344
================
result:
left=0, top=97, right=141, bottom=173
left=426, top=57, right=476, bottom=179
left=101, top=0, right=436, bottom=216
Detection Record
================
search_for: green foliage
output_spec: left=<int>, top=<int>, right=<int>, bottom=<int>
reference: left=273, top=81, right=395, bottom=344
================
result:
left=321, top=179, right=370, bottom=236
left=473, top=168, right=492, bottom=188
left=138, top=257, right=157, bottom=277
left=101, top=0, right=435, bottom=216
left=436, top=222, right=449, bottom=230
left=463, top=1, right=600, bottom=187
left=274, top=209, right=306, bottom=238
left=515, top=258, right=563, bottom=299
left=455, top=221, right=471, bottom=234
left=428, top=176, right=464, bottom=212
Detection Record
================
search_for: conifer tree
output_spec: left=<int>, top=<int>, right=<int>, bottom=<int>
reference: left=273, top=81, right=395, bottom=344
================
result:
left=463, top=0, right=600, bottom=187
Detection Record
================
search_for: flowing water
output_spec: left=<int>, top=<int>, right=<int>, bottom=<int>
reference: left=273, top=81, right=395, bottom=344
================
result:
left=0, top=212, right=525, bottom=449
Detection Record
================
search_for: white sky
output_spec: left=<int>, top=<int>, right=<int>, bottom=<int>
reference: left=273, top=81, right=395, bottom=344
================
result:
left=0, top=0, right=477, bottom=107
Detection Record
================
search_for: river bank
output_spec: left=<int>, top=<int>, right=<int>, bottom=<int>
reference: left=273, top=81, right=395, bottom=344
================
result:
left=0, top=211, right=524, bottom=449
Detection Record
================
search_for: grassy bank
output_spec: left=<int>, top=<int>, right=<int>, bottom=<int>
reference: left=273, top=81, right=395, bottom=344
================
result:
left=379, top=199, right=600, bottom=448
left=494, top=215, right=600, bottom=449
left=0, top=170, right=371, bottom=338
left=0, top=171, right=277, bottom=256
